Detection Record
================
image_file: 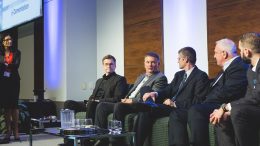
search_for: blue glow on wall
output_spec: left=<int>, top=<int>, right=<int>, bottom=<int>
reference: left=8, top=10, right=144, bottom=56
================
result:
left=44, top=0, right=62, bottom=88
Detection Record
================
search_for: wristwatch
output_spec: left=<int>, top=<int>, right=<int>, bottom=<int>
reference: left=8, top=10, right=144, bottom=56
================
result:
left=221, top=103, right=228, bottom=112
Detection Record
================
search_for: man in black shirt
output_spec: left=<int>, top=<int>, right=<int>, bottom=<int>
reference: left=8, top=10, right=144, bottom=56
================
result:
left=64, top=55, right=128, bottom=122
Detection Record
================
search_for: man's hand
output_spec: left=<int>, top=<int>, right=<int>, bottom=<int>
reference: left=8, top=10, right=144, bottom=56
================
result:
left=121, top=98, right=133, bottom=104
left=142, top=92, right=156, bottom=102
left=222, top=111, right=231, bottom=121
left=209, top=108, right=225, bottom=125
left=163, top=99, right=176, bottom=108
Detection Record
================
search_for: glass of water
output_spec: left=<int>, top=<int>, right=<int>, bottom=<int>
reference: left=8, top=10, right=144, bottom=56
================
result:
left=85, top=118, right=93, bottom=128
left=75, top=118, right=92, bottom=128
left=108, top=120, right=122, bottom=134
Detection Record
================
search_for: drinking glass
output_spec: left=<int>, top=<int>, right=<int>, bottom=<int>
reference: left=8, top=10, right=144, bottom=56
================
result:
left=108, top=120, right=114, bottom=133
left=75, top=119, right=84, bottom=128
left=114, top=120, right=122, bottom=134
left=108, top=120, right=122, bottom=134
left=85, top=118, right=93, bottom=128
left=75, top=118, right=93, bottom=128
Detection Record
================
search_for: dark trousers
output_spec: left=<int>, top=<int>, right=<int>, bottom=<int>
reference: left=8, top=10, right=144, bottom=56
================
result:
left=168, top=109, right=190, bottom=146
left=230, top=104, right=260, bottom=146
left=95, top=102, right=115, bottom=129
left=63, top=100, right=86, bottom=113
left=113, top=102, right=152, bottom=131
left=134, top=104, right=172, bottom=146
left=187, top=103, right=220, bottom=146
left=86, top=100, right=99, bottom=122
left=215, top=117, right=236, bottom=146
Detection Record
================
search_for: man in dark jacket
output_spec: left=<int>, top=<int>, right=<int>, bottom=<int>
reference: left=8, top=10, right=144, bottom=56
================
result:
left=187, top=38, right=248, bottom=146
left=210, top=32, right=260, bottom=146
left=137, top=47, right=209, bottom=146
left=64, top=54, right=128, bottom=122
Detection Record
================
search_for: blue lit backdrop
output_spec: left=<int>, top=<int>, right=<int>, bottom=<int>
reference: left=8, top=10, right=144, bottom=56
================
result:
left=44, top=0, right=63, bottom=88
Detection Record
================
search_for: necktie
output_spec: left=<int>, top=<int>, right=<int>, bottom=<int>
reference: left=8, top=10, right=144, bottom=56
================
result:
left=179, top=73, right=187, bottom=89
left=171, top=73, right=187, bottom=101
left=211, top=71, right=223, bottom=87
left=129, top=76, right=149, bottom=98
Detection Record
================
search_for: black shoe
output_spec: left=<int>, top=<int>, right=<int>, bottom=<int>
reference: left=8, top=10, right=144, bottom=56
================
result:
left=0, top=137, right=10, bottom=144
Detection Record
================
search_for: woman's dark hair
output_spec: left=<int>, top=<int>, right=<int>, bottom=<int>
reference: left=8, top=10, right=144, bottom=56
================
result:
left=0, top=33, right=15, bottom=52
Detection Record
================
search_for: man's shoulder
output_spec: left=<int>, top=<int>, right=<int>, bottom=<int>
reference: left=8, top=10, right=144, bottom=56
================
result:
left=227, top=57, right=249, bottom=71
left=194, top=67, right=208, bottom=76
left=109, top=73, right=126, bottom=81
left=155, top=71, right=166, bottom=77
left=114, top=73, right=126, bottom=80
left=151, top=72, right=167, bottom=80
left=175, top=70, right=185, bottom=75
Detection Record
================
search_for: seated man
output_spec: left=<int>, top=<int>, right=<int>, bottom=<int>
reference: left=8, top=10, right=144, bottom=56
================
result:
left=210, top=32, right=260, bottom=146
left=137, top=47, right=209, bottom=146
left=186, top=38, right=248, bottom=146
left=95, top=52, right=168, bottom=129
left=64, top=54, right=128, bottom=122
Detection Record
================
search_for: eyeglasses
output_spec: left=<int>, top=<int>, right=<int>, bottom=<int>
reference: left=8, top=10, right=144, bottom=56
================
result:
left=3, top=38, right=12, bottom=41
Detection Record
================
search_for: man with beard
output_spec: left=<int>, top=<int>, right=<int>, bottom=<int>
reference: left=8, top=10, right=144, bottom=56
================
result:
left=210, top=32, right=260, bottom=146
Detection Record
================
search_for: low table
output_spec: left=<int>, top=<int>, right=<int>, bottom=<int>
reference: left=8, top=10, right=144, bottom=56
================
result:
left=30, top=127, right=135, bottom=146
left=31, top=118, right=60, bottom=129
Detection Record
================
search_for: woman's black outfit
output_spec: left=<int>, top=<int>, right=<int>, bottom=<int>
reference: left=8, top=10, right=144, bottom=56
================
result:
left=0, top=49, right=21, bottom=109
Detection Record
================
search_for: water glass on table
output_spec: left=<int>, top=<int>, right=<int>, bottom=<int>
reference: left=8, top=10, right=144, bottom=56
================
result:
left=108, top=120, right=122, bottom=134
left=75, top=118, right=93, bottom=128
left=85, top=118, right=93, bottom=128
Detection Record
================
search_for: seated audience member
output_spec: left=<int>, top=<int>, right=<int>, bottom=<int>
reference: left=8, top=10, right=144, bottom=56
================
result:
left=95, top=52, right=168, bottom=130
left=137, top=47, right=209, bottom=146
left=210, top=32, right=260, bottom=146
left=64, top=54, right=128, bottom=122
left=183, top=38, right=248, bottom=146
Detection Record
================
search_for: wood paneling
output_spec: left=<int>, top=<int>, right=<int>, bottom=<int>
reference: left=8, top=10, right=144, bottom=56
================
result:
left=207, top=0, right=260, bottom=78
left=124, top=0, right=260, bottom=80
left=124, top=0, right=163, bottom=83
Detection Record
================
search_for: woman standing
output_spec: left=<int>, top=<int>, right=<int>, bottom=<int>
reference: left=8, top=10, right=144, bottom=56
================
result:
left=0, top=34, right=21, bottom=143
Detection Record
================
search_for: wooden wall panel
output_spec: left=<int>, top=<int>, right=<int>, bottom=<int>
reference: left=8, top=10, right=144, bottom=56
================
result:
left=124, top=0, right=163, bottom=83
left=207, top=0, right=260, bottom=78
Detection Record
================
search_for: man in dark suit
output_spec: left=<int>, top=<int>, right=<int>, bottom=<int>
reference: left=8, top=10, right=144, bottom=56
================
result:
left=137, top=47, right=209, bottom=146
left=187, top=38, right=248, bottom=146
left=210, top=32, right=260, bottom=146
left=63, top=55, right=128, bottom=122
left=95, top=52, right=168, bottom=129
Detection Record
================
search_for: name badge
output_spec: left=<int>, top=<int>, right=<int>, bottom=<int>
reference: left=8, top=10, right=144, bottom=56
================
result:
left=4, top=71, right=11, bottom=77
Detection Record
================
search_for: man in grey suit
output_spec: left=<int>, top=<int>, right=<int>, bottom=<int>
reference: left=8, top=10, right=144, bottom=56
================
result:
left=95, top=52, right=168, bottom=129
